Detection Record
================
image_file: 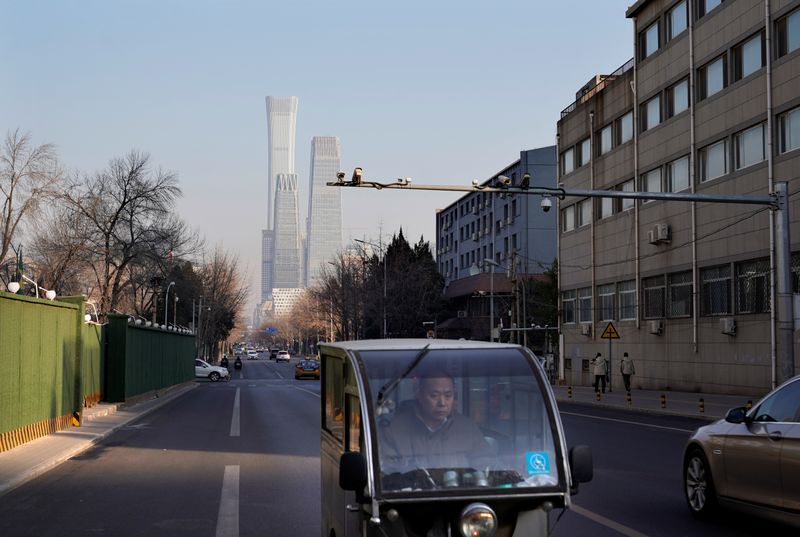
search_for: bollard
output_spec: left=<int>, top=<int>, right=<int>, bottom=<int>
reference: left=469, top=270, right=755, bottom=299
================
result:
left=661, top=393, right=666, bottom=409
left=568, top=386, right=573, bottom=399
left=596, top=390, right=601, bottom=401
left=626, top=391, right=632, bottom=406
left=745, top=400, right=753, bottom=410
left=699, top=398, right=705, bottom=413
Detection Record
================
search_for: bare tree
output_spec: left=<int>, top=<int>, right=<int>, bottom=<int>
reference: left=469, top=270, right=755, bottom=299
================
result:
left=0, top=129, right=61, bottom=272
left=198, top=248, right=249, bottom=359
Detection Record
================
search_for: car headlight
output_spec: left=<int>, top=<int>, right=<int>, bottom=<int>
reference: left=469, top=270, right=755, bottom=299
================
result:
left=459, top=503, right=497, bottom=537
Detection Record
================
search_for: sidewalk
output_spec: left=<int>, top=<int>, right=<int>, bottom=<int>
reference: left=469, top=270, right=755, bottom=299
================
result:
left=552, top=384, right=762, bottom=420
left=0, top=383, right=196, bottom=498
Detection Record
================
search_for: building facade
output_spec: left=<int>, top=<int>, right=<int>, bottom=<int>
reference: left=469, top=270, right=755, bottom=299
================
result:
left=306, top=136, right=342, bottom=287
left=273, top=173, right=303, bottom=288
left=557, top=0, right=800, bottom=395
left=435, top=146, right=558, bottom=343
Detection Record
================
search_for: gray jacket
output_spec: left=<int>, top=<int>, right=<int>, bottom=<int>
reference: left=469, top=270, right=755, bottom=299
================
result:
left=591, top=356, right=607, bottom=376
left=620, top=356, right=636, bottom=375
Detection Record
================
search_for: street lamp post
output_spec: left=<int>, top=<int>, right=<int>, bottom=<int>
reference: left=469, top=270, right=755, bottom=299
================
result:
left=164, top=281, right=175, bottom=327
left=354, top=238, right=387, bottom=338
left=483, top=259, right=500, bottom=342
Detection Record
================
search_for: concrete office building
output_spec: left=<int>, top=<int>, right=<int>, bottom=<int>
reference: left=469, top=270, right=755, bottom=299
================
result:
left=262, top=96, right=299, bottom=304
left=557, top=0, right=800, bottom=395
left=273, top=173, right=303, bottom=288
left=435, top=147, right=558, bottom=342
left=306, top=136, right=342, bottom=286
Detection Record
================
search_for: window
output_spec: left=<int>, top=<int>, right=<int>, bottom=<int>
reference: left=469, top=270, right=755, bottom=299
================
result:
left=701, top=265, right=731, bottom=315
left=733, top=33, right=764, bottom=81
left=642, top=95, right=661, bottom=131
left=779, top=107, right=800, bottom=154
left=699, top=140, right=727, bottom=182
left=667, top=1, right=687, bottom=41
left=578, top=199, right=592, bottom=227
left=323, top=358, right=345, bottom=442
left=598, top=283, right=615, bottom=321
left=698, top=0, right=722, bottom=18
left=562, top=290, right=576, bottom=323
left=618, top=280, right=636, bottom=320
left=578, top=287, right=592, bottom=323
left=346, top=395, right=363, bottom=452
left=599, top=125, right=613, bottom=155
left=642, top=168, right=662, bottom=202
left=643, top=275, right=666, bottom=319
left=753, top=380, right=800, bottom=423
left=668, top=271, right=692, bottom=318
left=619, top=180, right=635, bottom=211
left=667, top=79, right=689, bottom=118
left=511, top=199, right=517, bottom=217
left=667, top=156, right=690, bottom=192
left=578, top=138, right=591, bottom=166
left=736, top=258, right=770, bottom=314
left=640, top=21, right=659, bottom=59
left=600, top=195, right=614, bottom=219
left=618, top=112, right=634, bottom=144
left=562, top=205, right=575, bottom=232
left=699, top=55, right=726, bottom=100
left=776, top=8, right=800, bottom=58
left=734, top=123, right=765, bottom=170
left=562, top=147, right=575, bottom=175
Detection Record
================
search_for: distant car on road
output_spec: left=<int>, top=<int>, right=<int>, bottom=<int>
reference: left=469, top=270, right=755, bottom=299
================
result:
left=247, top=350, right=258, bottom=360
left=683, top=374, right=800, bottom=528
left=195, top=359, right=230, bottom=382
left=276, top=350, right=290, bottom=363
left=269, top=349, right=279, bottom=360
left=294, top=359, right=320, bottom=380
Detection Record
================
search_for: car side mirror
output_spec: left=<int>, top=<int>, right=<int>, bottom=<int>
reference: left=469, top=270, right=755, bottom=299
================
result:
left=724, top=406, right=750, bottom=424
left=569, top=445, right=593, bottom=494
left=339, top=452, right=368, bottom=502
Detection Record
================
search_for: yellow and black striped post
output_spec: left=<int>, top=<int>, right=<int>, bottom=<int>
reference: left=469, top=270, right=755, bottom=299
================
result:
left=567, top=386, right=573, bottom=399
left=660, top=393, right=666, bottom=409
left=595, top=390, right=601, bottom=401
left=626, top=391, right=632, bottom=406
left=745, top=400, right=753, bottom=410
left=699, top=398, right=705, bottom=413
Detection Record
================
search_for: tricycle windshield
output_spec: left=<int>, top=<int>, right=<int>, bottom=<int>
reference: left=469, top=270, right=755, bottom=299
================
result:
left=360, top=348, right=562, bottom=495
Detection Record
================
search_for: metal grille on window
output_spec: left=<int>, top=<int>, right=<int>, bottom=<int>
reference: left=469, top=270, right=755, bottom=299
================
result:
left=643, top=276, right=665, bottom=319
left=701, top=265, right=731, bottom=315
left=668, top=271, right=693, bottom=318
left=562, top=290, right=576, bottom=324
left=736, top=258, right=771, bottom=314
left=578, top=287, right=592, bottom=323
left=598, top=283, right=615, bottom=321
left=618, top=280, right=636, bottom=320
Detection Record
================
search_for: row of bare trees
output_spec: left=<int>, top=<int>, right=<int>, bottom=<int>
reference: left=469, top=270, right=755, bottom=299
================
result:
left=1, top=129, right=247, bottom=358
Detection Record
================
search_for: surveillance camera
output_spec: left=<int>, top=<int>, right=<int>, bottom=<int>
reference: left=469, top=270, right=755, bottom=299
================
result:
left=352, top=167, right=363, bottom=185
left=541, top=197, right=553, bottom=212
left=497, top=175, right=511, bottom=188
left=472, top=179, right=479, bottom=186
left=336, top=171, right=346, bottom=180
left=521, top=173, right=531, bottom=189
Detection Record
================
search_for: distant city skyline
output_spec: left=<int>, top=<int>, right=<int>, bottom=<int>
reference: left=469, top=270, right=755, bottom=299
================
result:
left=306, top=136, right=342, bottom=287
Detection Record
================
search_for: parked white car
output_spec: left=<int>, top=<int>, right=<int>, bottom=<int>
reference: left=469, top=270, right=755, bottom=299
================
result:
left=195, top=359, right=230, bottom=382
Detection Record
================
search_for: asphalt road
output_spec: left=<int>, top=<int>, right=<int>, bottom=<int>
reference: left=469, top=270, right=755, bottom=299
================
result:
left=0, top=356, right=794, bottom=536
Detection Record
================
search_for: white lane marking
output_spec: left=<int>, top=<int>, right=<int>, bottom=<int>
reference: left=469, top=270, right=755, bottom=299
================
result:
left=560, top=411, right=693, bottom=433
left=570, top=504, right=649, bottom=537
left=294, top=386, right=321, bottom=398
left=273, top=367, right=284, bottom=379
left=215, top=465, right=239, bottom=537
left=230, top=388, right=240, bottom=437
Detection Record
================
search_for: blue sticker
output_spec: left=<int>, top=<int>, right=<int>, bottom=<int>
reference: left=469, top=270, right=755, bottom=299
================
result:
left=526, top=452, right=550, bottom=475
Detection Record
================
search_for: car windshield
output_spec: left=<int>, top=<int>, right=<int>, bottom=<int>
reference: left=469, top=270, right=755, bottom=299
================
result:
left=359, top=348, right=562, bottom=495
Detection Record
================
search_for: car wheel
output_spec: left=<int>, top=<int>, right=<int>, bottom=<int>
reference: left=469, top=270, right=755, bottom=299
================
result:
left=209, top=371, right=221, bottom=382
left=684, top=448, right=717, bottom=517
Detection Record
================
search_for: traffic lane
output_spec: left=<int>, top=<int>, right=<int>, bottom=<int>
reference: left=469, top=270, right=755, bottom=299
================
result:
left=555, top=403, right=795, bottom=537
left=0, top=383, right=240, bottom=537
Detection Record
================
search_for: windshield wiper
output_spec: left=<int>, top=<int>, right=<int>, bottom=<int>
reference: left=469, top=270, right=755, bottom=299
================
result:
left=376, top=344, right=431, bottom=407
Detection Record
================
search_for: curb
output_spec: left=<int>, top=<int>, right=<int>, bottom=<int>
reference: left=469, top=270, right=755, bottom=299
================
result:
left=0, top=383, right=197, bottom=499
left=555, top=397, right=720, bottom=422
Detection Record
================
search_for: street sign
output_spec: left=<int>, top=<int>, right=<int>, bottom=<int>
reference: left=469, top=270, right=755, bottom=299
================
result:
left=266, top=326, right=278, bottom=335
left=600, top=322, right=620, bottom=339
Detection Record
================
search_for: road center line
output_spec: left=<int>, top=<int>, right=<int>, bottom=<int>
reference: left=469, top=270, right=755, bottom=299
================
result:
left=570, top=504, right=649, bottom=537
left=560, top=411, right=694, bottom=433
left=230, top=388, right=240, bottom=437
left=294, top=386, right=321, bottom=398
left=215, top=465, right=239, bottom=537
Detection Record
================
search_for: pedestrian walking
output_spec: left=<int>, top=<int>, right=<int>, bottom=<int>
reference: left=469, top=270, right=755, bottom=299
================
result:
left=591, top=353, right=607, bottom=393
left=620, top=352, right=635, bottom=392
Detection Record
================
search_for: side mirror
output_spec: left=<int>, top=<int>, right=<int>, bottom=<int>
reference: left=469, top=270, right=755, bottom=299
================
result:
left=569, top=445, right=593, bottom=493
left=724, top=406, right=749, bottom=424
left=339, top=452, right=367, bottom=502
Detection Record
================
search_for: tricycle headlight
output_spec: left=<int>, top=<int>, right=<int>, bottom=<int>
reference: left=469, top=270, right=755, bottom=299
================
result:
left=459, top=503, right=497, bottom=537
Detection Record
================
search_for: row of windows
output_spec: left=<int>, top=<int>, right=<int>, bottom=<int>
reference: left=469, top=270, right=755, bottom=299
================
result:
left=639, top=0, right=690, bottom=60
left=561, top=255, right=779, bottom=324
left=457, top=235, right=520, bottom=270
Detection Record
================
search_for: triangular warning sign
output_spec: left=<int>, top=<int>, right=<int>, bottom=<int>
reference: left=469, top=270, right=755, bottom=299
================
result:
left=600, top=322, right=620, bottom=339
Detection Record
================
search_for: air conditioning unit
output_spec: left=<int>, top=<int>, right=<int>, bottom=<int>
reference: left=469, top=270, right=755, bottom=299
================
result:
left=580, top=324, right=592, bottom=336
left=656, top=223, right=671, bottom=242
left=457, top=310, right=468, bottom=318
left=472, top=206, right=478, bottom=215
left=649, top=320, right=663, bottom=335
left=471, top=233, right=478, bottom=241
left=500, top=252, right=507, bottom=260
left=506, top=217, right=512, bottom=225
left=720, top=317, right=736, bottom=336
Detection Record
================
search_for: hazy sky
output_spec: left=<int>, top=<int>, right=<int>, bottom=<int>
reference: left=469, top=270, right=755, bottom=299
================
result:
left=4, top=0, right=633, bottom=312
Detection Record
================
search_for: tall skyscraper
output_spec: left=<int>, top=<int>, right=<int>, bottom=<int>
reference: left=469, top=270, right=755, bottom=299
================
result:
left=272, top=173, right=302, bottom=288
left=305, top=136, right=342, bottom=286
left=263, top=96, right=298, bottom=303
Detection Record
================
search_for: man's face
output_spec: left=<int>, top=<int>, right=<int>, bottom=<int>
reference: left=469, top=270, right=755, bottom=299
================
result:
left=417, top=376, right=455, bottom=427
